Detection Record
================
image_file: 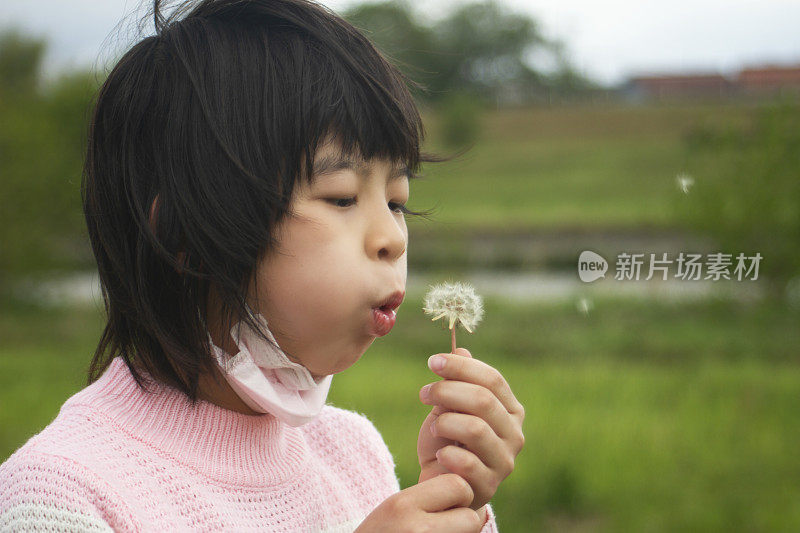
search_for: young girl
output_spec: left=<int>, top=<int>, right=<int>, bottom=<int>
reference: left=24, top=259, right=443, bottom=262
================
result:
left=0, top=0, right=525, bottom=530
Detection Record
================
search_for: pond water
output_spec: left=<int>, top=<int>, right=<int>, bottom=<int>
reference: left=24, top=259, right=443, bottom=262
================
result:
left=21, top=269, right=765, bottom=308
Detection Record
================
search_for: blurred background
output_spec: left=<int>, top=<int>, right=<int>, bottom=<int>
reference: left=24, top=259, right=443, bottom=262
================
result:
left=1, top=0, right=799, bottom=531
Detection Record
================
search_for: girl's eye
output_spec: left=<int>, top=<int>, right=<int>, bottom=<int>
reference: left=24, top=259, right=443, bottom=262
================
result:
left=326, top=197, right=357, bottom=208
left=389, top=202, right=411, bottom=215
left=325, top=197, right=410, bottom=215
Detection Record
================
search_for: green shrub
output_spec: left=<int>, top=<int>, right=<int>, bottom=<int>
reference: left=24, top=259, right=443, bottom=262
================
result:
left=677, top=98, right=800, bottom=300
left=438, top=90, right=484, bottom=148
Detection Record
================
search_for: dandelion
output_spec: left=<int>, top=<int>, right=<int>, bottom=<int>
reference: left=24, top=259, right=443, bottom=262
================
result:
left=423, top=281, right=484, bottom=353
left=676, top=172, right=694, bottom=194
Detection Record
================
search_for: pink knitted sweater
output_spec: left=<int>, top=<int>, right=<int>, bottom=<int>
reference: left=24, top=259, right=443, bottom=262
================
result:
left=0, top=357, right=498, bottom=531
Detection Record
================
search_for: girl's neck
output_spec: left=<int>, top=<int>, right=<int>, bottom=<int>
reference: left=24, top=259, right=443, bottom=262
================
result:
left=196, top=363, right=263, bottom=416
left=201, top=288, right=263, bottom=416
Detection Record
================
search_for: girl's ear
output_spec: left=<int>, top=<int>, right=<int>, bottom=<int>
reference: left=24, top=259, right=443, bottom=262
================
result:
left=148, top=194, right=187, bottom=273
left=175, top=251, right=187, bottom=272
left=148, top=194, right=160, bottom=233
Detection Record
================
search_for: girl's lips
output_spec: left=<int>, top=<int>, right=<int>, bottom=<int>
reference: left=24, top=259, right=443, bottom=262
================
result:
left=371, top=306, right=397, bottom=336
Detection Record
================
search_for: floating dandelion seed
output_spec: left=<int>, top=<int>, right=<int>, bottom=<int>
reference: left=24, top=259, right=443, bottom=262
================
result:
left=785, top=275, right=800, bottom=311
left=576, top=296, right=593, bottom=316
left=423, top=281, right=484, bottom=353
left=676, top=172, right=694, bottom=194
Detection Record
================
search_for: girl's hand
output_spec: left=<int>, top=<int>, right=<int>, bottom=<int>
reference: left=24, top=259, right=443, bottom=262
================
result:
left=354, top=473, right=483, bottom=533
left=417, top=348, right=525, bottom=512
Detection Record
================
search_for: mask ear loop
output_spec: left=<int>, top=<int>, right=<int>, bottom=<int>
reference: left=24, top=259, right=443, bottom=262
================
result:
left=243, top=301, right=259, bottom=326
left=201, top=298, right=248, bottom=373
left=240, top=302, right=269, bottom=350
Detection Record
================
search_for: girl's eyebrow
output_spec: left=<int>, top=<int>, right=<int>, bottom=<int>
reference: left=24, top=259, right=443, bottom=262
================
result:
left=311, top=154, right=411, bottom=183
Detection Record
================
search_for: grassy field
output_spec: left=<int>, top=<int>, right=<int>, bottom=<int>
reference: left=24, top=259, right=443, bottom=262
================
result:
left=2, top=291, right=799, bottom=532
left=2, top=100, right=797, bottom=532
left=411, top=101, right=761, bottom=232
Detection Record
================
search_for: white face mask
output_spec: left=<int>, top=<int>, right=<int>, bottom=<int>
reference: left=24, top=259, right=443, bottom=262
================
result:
left=208, top=312, right=332, bottom=426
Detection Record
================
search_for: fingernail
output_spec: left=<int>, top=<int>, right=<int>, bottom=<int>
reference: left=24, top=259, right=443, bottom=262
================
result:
left=428, top=355, right=446, bottom=371
left=420, top=383, right=432, bottom=399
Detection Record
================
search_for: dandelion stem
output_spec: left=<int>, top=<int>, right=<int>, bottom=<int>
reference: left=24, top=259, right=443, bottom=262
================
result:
left=450, top=326, right=456, bottom=354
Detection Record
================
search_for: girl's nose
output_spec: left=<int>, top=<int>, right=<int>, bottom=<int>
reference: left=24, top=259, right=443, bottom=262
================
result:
left=366, top=203, right=407, bottom=262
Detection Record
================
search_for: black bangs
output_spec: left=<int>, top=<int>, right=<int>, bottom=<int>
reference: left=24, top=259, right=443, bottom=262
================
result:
left=297, top=24, right=427, bottom=183
left=83, top=0, right=452, bottom=401
left=160, top=0, right=429, bottom=190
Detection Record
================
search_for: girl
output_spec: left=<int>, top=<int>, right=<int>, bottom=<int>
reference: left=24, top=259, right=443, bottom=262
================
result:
left=0, top=0, right=525, bottom=531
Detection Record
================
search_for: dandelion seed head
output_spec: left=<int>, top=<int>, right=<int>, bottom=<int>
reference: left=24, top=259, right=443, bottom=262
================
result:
left=422, top=281, right=484, bottom=333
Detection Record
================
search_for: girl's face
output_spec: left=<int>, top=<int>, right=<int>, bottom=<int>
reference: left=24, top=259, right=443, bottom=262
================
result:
left=247, top=140, right=410, bottom=376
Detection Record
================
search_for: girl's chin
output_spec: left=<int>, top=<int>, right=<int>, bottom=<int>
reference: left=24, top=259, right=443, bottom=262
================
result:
left=318, top=345, right=371, bottom=376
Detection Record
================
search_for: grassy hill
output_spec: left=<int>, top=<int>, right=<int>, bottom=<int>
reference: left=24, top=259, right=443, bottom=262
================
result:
left=412, top=101, right=759, bottom=232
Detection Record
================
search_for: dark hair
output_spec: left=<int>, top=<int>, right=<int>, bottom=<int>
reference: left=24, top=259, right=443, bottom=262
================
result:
left=83, top=0, right=459, bottom=401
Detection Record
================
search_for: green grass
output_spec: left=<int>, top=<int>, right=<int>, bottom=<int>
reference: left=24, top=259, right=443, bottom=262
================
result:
left=2, top=294, right=799, bottom=532
left=410, top=101, right=762, bottom=232
left=334, top=350, right=800, bottom=532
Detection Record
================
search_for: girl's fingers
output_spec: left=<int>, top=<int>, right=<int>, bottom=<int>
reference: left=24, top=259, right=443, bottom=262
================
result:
left=431, top=507, right=484, bottom=532
left=435, top=444, right=495, bottom=507
left=420, top=379, right=517, bottom=442
left=431, top=411, right=513, bottom=477
left=413, top=472, right=474, bottom=512
left=428, top=351, right=525, bottom=418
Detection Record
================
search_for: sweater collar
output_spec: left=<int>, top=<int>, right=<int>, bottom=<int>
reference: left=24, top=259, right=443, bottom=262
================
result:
left=63, top=357, right=309, bottom=486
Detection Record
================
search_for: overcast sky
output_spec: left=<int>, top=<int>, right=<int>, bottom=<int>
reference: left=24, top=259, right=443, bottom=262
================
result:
left=2, top=0, right=799, bottom=86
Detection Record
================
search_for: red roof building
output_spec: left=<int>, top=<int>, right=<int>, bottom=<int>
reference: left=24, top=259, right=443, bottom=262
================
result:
left=621, top=63, right=800, bottom=101
left=737, top=65, right=800, bottom=95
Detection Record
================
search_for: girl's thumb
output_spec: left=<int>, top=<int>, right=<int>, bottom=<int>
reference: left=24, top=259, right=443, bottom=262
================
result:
left=453, top=347, right=472, bottom=358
